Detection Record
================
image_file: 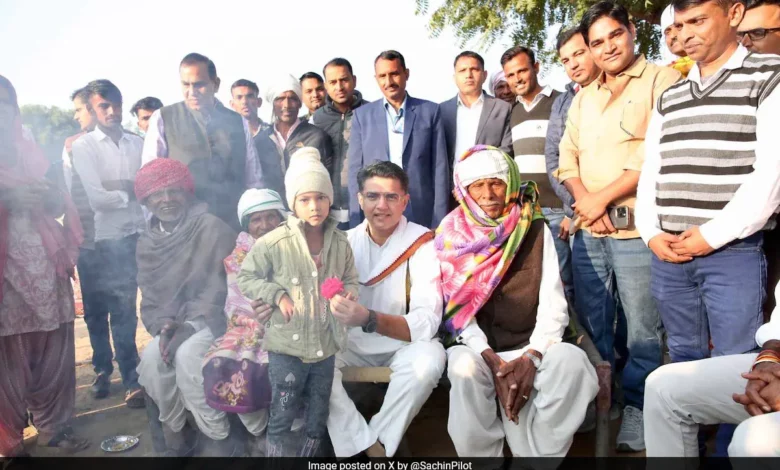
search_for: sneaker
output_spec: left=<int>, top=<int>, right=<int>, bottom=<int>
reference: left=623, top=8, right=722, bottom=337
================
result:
left=91, top=373, right=110, bottom=399
left=616, top=405, right=645, bottom=452
left=125, top=387, right=145, bottom=409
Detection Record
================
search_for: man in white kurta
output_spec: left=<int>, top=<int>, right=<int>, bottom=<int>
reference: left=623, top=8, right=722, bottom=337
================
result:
left=645, top=281, right=780, bottom=458
left=326, top=161, right=445, bottom=457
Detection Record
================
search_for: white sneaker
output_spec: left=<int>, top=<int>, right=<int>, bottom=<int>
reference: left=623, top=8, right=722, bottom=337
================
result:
left=616, top=405, right=645, bottom=452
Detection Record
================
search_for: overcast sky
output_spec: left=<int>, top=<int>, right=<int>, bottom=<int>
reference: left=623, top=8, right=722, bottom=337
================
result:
left=1, top=0, right=578, bottom=121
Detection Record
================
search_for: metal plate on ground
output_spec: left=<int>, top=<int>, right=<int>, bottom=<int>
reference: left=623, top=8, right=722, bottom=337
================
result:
left=101, top=435, right=140, bottom=453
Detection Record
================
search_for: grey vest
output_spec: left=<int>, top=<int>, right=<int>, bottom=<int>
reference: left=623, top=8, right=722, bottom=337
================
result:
left=656, top=53, right=780, bottom=233
left=160, top=102, right=247, bottom=230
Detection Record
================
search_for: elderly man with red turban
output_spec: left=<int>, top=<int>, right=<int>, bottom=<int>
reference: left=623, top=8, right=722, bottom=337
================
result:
left=134, top=158, right=239, bottom=456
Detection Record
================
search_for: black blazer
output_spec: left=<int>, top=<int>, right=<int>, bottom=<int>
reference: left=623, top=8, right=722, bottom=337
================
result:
left=439, top=92, right=513, bottom=166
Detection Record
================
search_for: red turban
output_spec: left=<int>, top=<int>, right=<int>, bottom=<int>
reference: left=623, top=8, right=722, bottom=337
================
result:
left=134, top=158, right=195, bottom=202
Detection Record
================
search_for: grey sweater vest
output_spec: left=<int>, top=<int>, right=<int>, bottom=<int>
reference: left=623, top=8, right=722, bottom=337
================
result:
left=656, top=53, right=780, bottom=233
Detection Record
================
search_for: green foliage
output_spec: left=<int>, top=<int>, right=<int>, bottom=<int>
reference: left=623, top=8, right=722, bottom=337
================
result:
left=415, top=0, right=666, bottom=64
left=20, top=105, right=79, bottom=162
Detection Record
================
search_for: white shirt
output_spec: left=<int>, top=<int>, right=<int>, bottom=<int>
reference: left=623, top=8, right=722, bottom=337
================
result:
left=637, top=45, right=780, bottom=250
left=456, top=224, right=569, bottom=360
left=72, top=127, right=145, bottom=241
left=346, top=217, right=443, bottom=356
left=454, top=93, right=485, bottom=162
left=756, top=282, right=780, bottom=347
left=142, top=105, right=262, bottom=188
left=517, top=85, right=553, bottom=112
left=383, top=95, right=408, bottom=168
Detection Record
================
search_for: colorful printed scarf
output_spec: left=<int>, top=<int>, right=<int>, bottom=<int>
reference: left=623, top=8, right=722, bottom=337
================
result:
left=435, top=145, right=544, bottom=339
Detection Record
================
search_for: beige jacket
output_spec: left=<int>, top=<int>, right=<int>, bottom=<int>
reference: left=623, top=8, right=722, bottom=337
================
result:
left=237, top=215, right=359, bottom=362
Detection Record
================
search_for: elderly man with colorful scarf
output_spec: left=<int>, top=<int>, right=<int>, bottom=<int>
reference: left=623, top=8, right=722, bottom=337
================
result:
left=437, top=145, right=598, bottom=457
left=134, top=158, right=239, bottom=456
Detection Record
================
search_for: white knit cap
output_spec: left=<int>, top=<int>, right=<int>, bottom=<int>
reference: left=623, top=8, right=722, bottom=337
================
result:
left=660, top=5, right=675, bottom=33
left=265, top=74, right=302, bottom=104
left=455, top=148, right=510, bottom=188
left=489, top=70, right=507, bottom=96
left=284, top=147, right=334, bottom=210
left=237, top=188, right=287, bottom=228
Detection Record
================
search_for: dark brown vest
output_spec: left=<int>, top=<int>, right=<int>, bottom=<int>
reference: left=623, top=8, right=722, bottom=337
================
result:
left=476, top=218, right=545, bottom=352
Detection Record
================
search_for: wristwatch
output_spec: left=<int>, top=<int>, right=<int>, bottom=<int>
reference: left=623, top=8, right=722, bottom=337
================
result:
left=523, top=351, right=542, bottom=369
left=362, top=309, right=378, bottom=334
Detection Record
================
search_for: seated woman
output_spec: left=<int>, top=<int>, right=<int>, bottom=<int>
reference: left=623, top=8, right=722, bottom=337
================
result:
left=436, top=145, right=598, bottom=458
left=202, top=188, right=286, bottom=454
left=133, top=158, right=238, bottom=456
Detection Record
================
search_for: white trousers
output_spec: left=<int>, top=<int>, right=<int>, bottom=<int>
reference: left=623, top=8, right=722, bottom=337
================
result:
left=645, top=353, right=780, bottom=457
left=447, top=342, right=598, bottom=457
left=327, top=340, right=446, bottom=457
left=137, top=328, right=230, bottom=441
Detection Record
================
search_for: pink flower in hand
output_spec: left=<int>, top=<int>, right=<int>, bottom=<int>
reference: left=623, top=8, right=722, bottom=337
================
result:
left=321, top=277, right=344, bottom=300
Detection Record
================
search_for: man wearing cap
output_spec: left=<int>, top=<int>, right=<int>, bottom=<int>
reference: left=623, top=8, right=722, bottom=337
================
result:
left=142, top=52, right=262, bottom=231
left=436, top=145, right=598, bottom=457
left=254, top=74, right=332, bottom=207
left=660, top=5, right=694, bottom=78
left=134, top=158, right=239, bottom=456
left=489, top=70, right=516, bottom=104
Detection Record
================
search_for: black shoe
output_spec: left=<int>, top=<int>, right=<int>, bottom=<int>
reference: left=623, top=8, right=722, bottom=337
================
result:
left=91, top=373, right=110, bottom=399
left=125, top=388, right=145, bottom=409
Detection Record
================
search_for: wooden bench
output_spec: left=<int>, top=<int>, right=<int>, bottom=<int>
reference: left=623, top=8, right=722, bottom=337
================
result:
left=339, top=319, right=612, bottom=458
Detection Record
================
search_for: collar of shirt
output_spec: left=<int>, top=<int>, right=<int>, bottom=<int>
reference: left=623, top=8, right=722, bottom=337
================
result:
left=517, top=85, right=553, bottom=111
left=687, top=44, right=749, bottom=89
left=383, top=94, right=408, bottom=120
left=91, top=126, right=129, bottom=143
left=273, top=118, right=302, bottom=150
left=457, top=92, right=485, bottom=109
left=595, top=54, right=648, bottom=92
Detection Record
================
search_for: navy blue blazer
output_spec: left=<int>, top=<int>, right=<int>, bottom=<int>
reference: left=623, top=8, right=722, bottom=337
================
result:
left=347, top=95, right=450, bottom=229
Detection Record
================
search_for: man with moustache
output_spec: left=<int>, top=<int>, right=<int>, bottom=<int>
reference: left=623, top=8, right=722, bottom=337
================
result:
left=229, top=79, right=268, bottom=137
left=544, top=28, right=603, bottom=314
left=737, top=0, right=780, bottom=335
left=488, top=70, right=516, bottom=104
left=556, top=1, right=681, bottom=451
left=326, top=162, right=445, bottom=458
left=312, top=58, right=369, bottom=227
left=440, top=51, right=512, bottom=167
left=142, top=53, right=262, bottom=231
left=661, top=5, right=695, bottom=77
left=300, top=72, right=326, bottom=121
left=640, top=0, right=780, bottom=458
left=347, top=50, right=449, bottom=229
left=72, top=80, right=145, bottom=408
left=254, top=75, right=331, bottom=208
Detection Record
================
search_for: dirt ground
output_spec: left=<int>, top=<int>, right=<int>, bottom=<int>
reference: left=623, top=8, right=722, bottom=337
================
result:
left=22, top=314, right=642, bottom=458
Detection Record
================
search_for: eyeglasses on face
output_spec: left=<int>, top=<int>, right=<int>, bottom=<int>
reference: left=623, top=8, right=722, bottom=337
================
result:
left=737, top=27, right=780, bottom=42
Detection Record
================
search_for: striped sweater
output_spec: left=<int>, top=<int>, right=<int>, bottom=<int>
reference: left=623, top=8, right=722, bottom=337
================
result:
left=510, top=90, right=561, bottom=208
left=655, top=53, right=780, bottom=233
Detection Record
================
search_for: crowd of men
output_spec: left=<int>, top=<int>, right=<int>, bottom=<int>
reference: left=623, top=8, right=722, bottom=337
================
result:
left=1, top=0, right=779, bottom=459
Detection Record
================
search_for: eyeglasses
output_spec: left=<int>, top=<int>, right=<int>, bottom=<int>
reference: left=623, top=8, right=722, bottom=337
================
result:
left=361, top=191, right=402, bottom=204
left=737, top=27, right=780, bottom=42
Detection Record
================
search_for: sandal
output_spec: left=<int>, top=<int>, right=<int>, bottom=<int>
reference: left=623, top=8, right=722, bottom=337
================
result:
left=37, top=428, right=90, bottom=455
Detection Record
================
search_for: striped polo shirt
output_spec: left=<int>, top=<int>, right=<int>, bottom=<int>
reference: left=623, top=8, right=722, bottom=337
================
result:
left=510, top=86, right=561, bottom=208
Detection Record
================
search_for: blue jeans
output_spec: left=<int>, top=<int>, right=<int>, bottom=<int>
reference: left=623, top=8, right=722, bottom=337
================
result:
left=267, top=352, right=335, bottom=457
left=542, top=208, right=575, bottom=310
left=80, top=234, right=140, bottom=390
left=651, top=233, right=766, bottom=363
left=572, top=231, right=663, bottom=409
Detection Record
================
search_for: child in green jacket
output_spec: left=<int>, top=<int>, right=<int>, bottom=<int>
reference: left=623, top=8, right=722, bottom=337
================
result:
left=238, top=147, right=359, bottom=457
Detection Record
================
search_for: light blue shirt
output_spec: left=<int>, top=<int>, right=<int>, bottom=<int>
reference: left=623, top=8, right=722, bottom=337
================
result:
left=383, top=94, right=407, bottom=168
